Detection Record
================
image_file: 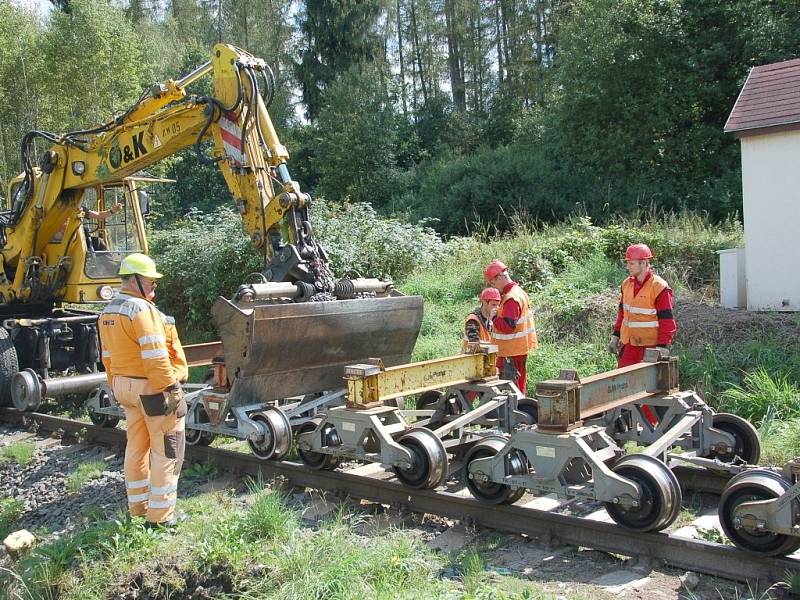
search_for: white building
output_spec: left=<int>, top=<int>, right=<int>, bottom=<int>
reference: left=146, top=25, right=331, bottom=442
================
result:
left=725, top=58, right=800, bottom=311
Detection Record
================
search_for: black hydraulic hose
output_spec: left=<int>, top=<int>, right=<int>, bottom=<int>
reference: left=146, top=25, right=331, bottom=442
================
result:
left=240, top=67, right=258, bottom=153
left=193, top=67, right=245, bottom=165
left=261, top=65, right=276, bottom=109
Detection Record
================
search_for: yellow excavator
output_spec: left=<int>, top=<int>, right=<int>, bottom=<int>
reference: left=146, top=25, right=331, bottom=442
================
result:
left=1, top=44, right=423, bottom=420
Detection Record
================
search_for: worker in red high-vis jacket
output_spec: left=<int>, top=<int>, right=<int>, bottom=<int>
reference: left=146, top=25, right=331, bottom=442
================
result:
left=608, top=244, right=676, bottom=423
left=484, top=260, right=538, bottom=394
left=608, top=244, right=676, bottom=365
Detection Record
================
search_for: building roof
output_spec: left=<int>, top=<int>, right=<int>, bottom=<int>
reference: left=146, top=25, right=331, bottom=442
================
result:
left=725, top=58, right=800, bottom=137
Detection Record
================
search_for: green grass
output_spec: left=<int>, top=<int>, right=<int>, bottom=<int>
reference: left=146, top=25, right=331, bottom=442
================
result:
left=2, top=441, right=36, bottom=466
left=401, top=217, right=800, bottom=433
left=0, top=484, right=584, bottom=600
left=0, top=496, right=24, bottom=539
left=718, top=369, right=800, bottom=425
left=66, top=460, right=107, bottom=493
left=759, top=413, right=800, bottom=466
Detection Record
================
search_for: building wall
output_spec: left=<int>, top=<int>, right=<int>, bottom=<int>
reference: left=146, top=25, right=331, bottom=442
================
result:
left=741, top=129, right=800, bottom=311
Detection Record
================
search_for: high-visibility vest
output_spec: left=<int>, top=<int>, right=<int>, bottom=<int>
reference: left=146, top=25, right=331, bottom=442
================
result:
left=491, top=285, right=538, bottom=357
left=98, top=291, right=181, bottom=391
left=619, top=274, right=668, bottom=347
left=163, top=314, right=188, bottom=383
left=462, top=311, right=492, bottom=352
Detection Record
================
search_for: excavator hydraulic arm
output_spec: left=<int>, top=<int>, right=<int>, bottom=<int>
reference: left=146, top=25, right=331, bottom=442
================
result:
left=0, top=43, right=424, bottom=405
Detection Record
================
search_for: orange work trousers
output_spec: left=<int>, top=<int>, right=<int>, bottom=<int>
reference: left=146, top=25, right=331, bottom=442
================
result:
left=112, top=376, right=185, bottom=524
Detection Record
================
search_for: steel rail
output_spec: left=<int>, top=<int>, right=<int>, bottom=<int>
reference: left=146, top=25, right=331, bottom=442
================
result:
left=2, top=409, right=797, bottom=584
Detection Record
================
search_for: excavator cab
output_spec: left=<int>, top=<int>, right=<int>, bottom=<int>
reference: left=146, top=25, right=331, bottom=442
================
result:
left=80, top=176, right=169, bottom=282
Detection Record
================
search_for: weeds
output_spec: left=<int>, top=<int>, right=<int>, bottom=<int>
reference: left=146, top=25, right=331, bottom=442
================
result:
left=719, top=369, right=800, bottom=425
left=759, top=413, right=800, bottom=466
left=182, top=461, right=219, bottom=483
left=66, top=460, right=106, bottom=493
left=696, top=526, right=730, bottom=545
left=1, top=442, right=36, bottom=466
left=0, top=496, right=24, bottom=539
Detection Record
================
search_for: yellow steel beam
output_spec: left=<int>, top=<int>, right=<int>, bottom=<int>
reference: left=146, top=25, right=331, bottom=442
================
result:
left=344, top=345, right=498, bottom=408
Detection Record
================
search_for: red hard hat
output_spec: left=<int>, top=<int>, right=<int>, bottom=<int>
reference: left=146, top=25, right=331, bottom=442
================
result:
left=625, top=243, right=654, bottom=261
left=480, top=287, right=501, bottom=302
left=483, top=260, right=508, bottom=281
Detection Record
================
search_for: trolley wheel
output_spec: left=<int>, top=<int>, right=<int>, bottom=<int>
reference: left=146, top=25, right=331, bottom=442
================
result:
left=393, top=428, right=448, bottom=489
left=247, top=407, right=292, bottom=461
left=708, top=413, right=761, bottom=464
left=517, top=398, right=538, bottom=425
left=296, top=418, right=341, bottom=470
left=718, top=469, right=800, bottom=556
left=0, top=328, right=18, bottom=407
left=185, top=404, right=216, bottom=447
left=86, top=388, right=120, bottom=428
left=605, top=454, right=682, bottom=532
left=465, top=436, right=526, bottom=505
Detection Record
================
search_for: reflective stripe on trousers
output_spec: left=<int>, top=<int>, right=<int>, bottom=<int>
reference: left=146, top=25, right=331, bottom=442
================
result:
left=112, top=375, right=185, bottom=524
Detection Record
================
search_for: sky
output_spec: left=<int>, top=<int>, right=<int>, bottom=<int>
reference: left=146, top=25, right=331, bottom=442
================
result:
left=10, top=0, right=53, bottom=18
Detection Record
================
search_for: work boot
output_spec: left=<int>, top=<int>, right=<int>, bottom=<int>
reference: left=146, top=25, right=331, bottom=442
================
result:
left=144, top=511, right=188, bottom=530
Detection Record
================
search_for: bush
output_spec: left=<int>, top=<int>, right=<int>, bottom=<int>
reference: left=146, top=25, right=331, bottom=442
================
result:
left=510, top=217, right=605, bottom=291
left=599, top=213, right=743, bottom=287
left=397, top=142, right=575, bottom=235
left=311, top=199, right=449, bottom=280
left=149, top=208, right=263, bottom=342
left=151, top=203, right=449, bottom=342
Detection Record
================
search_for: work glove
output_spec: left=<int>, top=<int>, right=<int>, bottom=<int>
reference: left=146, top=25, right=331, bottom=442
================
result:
left=607, top=335, right=621, bottom=355
left=164, top=385, right=184, bottom=415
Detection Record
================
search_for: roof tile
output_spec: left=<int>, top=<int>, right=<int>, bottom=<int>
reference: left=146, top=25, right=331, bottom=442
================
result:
left=725, top=58, right=800, bottom=134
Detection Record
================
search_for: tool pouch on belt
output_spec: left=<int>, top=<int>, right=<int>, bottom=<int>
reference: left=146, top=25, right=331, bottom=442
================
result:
left=140, top=388, right=187, bottom=417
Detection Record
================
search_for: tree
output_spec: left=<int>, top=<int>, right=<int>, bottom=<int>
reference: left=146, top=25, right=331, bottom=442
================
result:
left=36, top=0, right=147, bottom=131
left=552, top=0, right=800, bottom=218
left=296, top=0, right=386, bottom=121
left=0, top=2, right=41, bottom=184
left=310, top=66, right=403, bottom=207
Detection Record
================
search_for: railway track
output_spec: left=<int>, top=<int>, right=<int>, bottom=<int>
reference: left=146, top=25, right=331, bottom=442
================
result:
left=2, top=408, right=798, bottom=586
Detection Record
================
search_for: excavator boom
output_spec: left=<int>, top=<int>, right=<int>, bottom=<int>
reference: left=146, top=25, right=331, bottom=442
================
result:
left=1, top=44, right=423, bottom=409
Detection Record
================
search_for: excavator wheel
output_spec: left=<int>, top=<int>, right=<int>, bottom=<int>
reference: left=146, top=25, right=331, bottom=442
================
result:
left=0, top=328, right=19, bottom=408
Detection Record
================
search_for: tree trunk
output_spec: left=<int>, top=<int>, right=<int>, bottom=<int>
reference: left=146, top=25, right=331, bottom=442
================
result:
left=445, top=0, right=466, bottom=111
left=397, top=0, right=409, bottom=117
left=495, top=0, right=504, bottom=85
left=409, top=0, right=428, bottom=105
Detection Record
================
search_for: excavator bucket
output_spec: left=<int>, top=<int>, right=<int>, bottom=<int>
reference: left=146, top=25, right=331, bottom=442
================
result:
left=211, top=295, right=424, bottom=406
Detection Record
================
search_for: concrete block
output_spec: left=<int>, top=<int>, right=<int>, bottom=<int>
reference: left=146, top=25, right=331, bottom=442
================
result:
left=301, top=497, right=337, bottom=522
left=427, top=526, right=474, bottom=552
left=521, top=494, right=560, bottom=511
left=584, top=508, right=614, bottom=523
left=591, top=569, right=651, bottom=593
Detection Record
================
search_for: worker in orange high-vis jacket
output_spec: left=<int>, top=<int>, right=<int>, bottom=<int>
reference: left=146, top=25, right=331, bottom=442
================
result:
left=607, top=244, right=676, bottom=423
left=98, top=253, right=187, bottom=528
left=462, top=287, right=501, bottom=352
left=484, top=260, right=538, bottom=393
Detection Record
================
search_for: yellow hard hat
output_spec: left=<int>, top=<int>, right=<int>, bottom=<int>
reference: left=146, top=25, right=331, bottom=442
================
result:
left=118, top=253, right=163, bottom=279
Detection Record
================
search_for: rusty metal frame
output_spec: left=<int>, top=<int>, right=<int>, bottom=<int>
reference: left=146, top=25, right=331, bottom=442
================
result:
left=535, top=355, right=679, bottom=432
left=344, top=347, right=498, bottom=409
